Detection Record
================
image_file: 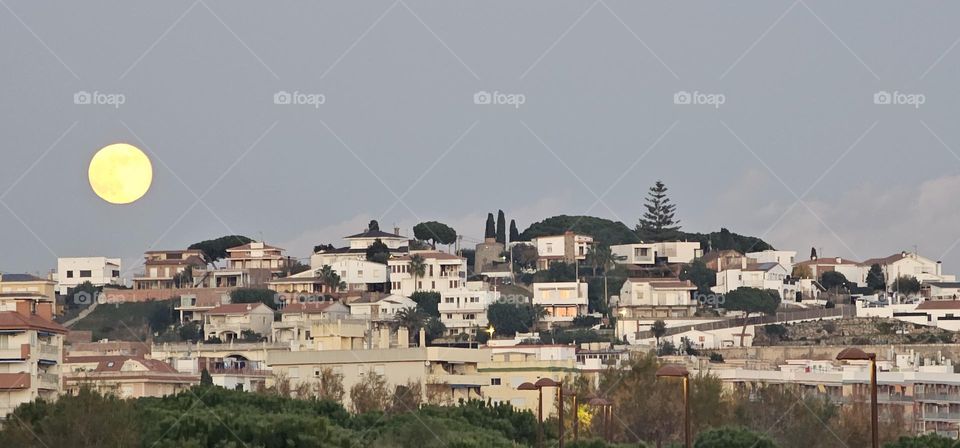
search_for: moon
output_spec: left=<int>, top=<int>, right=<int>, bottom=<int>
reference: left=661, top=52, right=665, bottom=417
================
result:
left=88, top=143, right=153, bottom=204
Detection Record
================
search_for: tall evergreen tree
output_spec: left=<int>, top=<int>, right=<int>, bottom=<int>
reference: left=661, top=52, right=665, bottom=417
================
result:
left=509, top=219, right=520, bottom=242
left=636, top=180, right=680, bottom=241
left=368, top=220, right=380, bottom=232
left=484, top=213, right=496, bottom=239
left=866, top=263, right=886, bottom=292
left=495, top=210, right=506, bottom=244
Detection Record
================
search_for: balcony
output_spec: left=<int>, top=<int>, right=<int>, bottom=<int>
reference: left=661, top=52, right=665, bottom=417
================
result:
left=917, top=393, right=960, bottom=403
left=923, top=412, right=960, bottom=422
left=37, top=344, right=60, bottom=359
left=36, top=372, right=59, bottom=389
left=0, top=347, right=26, bottom=361
left=426, top=373, right=487, bottom=387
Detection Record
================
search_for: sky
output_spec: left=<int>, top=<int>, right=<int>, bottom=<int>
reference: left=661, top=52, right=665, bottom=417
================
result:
left=2, top=1, right=960, bottom=279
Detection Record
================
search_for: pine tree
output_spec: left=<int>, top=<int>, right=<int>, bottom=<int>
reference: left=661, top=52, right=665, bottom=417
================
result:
left=509, top=219, right=520, bottom=242
left=484, top=213, right=496, bottom=239
left=866, top=263, right=886, bottom=292
left=496, top=210, right=506, bottom=244
left=636, top=180, right=680, bottom=241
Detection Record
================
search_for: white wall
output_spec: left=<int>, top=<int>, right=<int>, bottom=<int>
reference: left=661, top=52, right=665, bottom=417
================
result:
left=56, top=257, right=122, bottom=294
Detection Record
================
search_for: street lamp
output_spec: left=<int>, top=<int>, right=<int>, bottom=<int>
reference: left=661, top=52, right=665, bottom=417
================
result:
left=837, top=347, right=878, bottom=448
left=534, top=378, right=562, bottom=448
left=562, top=387, right=578, bottom=442
left=587, top=396, right=613, bottom=442
left=656, top=364, right=691, bottom=448
left=517, top=382, right=541, bottom=448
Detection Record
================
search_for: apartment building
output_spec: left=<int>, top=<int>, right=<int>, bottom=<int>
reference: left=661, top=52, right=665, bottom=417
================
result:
left=62, top=355, right=196, bottom=399
left=203, top=303, right=275, bottom=342
left=0, top=273, right=56, bottom=302
left=713, top=261, right=795, bottom=299
left=225, top=242, right=289, bottom=278
left=133, top=250, right=206, bottom=290
left=272, top=301, right=351, bottom=347
left=614, top=278, right=698, bottom=318
left=531, top=231, right=594, bottom=270
left=347, top=293, right=416, bottom=321
left=0, top=301, right=66, bottom=419
left=271, top=259, right=389, bottom=295
left=311, top=228, right=409, bottom=267
left=532, top=282, right=589, bottom=324
left=55, top=257, right=123, bottom=294
left=387, top=251, right=467, bottom=297
left=439, top=281, right=501, bottom=336
left=266, top=347, right=489, bottom=408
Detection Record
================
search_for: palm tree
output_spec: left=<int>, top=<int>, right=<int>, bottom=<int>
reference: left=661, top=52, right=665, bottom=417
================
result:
left=587, top=245, right=624, bottom=315
left=394, top=307, right=427, bottom=335
left=527, top=304, right=548, bottom=333
left=651, top=319, right=667, bottom=349
left=408, top=254, right=427, bottom=292
left=317, top=265, right=345, bottom=294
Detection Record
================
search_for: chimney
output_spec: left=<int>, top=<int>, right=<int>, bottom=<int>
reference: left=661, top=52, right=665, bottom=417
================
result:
left=36, top=303, right=53, bottom=321
left=419, top=328, right=427, bottom=347
left=937, top=261, right=942, bottom=276
left=394, top=227, right=400, bottom=236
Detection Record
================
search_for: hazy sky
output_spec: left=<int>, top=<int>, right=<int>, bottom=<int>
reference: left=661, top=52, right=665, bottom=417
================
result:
left=3, top=1, right=960, bottom=278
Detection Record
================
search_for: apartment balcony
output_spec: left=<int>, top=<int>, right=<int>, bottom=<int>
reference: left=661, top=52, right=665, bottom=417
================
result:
left=36, top=343, right=60, bottom=360
left=917, top=393, right=960, bottom=403
left=426, top=373, right=487, bottom=387
left=0, top=346, right=26, bottom=361
left=923, top=412, right=960, bottom=422
left=36, top=372, right=60, bottom=390
left=441, top=318, right=485, bottom=329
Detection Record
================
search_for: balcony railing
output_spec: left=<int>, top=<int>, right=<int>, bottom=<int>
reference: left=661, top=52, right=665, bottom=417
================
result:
left=916, top=393, right=960, bottom=403
left=0, top=348, right=25, bottom=360
left=923, top=412, right=960, bottom=422
left=37, top=344, right=60, bottom=357
left=37, top=372, right=59, bottom=388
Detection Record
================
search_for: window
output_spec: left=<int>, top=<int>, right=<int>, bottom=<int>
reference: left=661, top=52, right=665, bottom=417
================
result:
left=447, top=314, right=453, bottom=319
left=491, top=378, right=502, bottom=386
left=546, top=243, right=553, bottom=254
left=431, top=281, right=436, bottom=289
left=66, top=271, right=74, bottom=278
left=79, top=270, right=92, bottom=278
left=112, top=270, right=120, bottom=277
left=358, top=270, right=363, bottom=278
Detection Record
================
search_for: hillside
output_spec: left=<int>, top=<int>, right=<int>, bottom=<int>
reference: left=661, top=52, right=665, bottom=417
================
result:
left=68, top=299, right=177, bottom=342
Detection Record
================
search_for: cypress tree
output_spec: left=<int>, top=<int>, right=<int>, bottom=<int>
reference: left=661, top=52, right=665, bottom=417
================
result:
left=496, top=210, right=506, bottom=244
left=484, top=213, right=496, bottom=239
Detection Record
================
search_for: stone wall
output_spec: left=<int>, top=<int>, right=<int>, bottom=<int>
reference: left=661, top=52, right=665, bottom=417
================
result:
left=716, top=343, right=960, bottom=364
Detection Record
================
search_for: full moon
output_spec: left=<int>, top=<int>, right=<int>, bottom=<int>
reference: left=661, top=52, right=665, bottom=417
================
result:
left=88, top=143, right=153, bottom=204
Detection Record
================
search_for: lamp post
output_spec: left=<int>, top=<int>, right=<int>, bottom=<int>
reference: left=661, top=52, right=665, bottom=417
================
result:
left=656, top=364, right=691, bottom=448
left=562, top=387, right=578, bottom=442
left=517, top=382, right=541, bottom=448
left=837, top=347, right=878, bottom=448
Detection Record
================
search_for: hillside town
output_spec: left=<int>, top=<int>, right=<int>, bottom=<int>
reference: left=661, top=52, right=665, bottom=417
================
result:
left=2, top=182, right=960, bottom=446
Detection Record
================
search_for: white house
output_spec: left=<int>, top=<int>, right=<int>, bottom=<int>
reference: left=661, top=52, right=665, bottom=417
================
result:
left=924, top=282, right=960, bottom=300
left=860, top=252, right=955, bottom=289
left=203, top=303, right=275, bottom=342
left=531, top=232, right=594, bottom=270
left=272, top=301, right=351, bottom=346
left=611, top=241, right=701, bottom=265
left=439, top=281, right=501, bottom=336
left=328, top=259, right=388, bottom=291
left=746, top=250, right=797, bottom=273
left=531, top=282, right=588, bottom=324
left=713, top=262, right=794, bottom=299
left=387, top=251, right=467, bottom=297
left=56, top=257, right=123, bottom=294
left=614, top=278, right=698, bottom=318
left=347, top=293, right=416, bottom=321
left=311, top=228, right=409, bottom=267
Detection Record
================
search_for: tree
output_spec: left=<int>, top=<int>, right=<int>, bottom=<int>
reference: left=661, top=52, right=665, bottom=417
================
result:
left=651, top=319, right=667, bottom=348
left=723, top=287, right=781, bottom=347
left=408, top=255, right=427, bottom=292
left=509, top=219, right=520, bottom=242
left=350, top=373, right=391, bottom=414
left=410, top=291, right=441, bottom=317
left=512, top=244, right=539, bottom=271
left=487, top=302, right=543, bottom=336
left=413, top=221, right=457, bottom=248
left=791, top=264, right=813, bottom=279
left=680, top=259, right=717, bottom=294
left=521, top=215, right=639, bottom=246
left=366, top=238, right=391, bottom=264
left=200, top=368, right=213, bottom=386
left=695, top=427, right=777, bottom=448
left=585, top=244, right=623, bottom=314
left=893, top=275, right=921, bottom=296
left=484, top=213, right=496, bottom=239
left=0, top=388, right=141, bottom=448
left=173, top=265, right=193, bottom=288
left=368, top=220, right=380, bottom=232
left=313, top=243, right=335, bottom=253
left=636, top=180, right=681, bottom=241
left=318, top=265, right=346, bottom=293
left=188, top=235, right=254, bottom=264
left=819, top=271, right=848, bottom=292
left=394, top=307, right=428, bottom=336
left=230, top=288, right=277, bottom=307
left=313, top=367, right=346, bottom=402
left=866, top=263, right=886, bottom=292
left=496, top=210, right=506, bottom=244
left=883, top=434, right=957, bottom=448
left=280, top=258, right=310, bottom=277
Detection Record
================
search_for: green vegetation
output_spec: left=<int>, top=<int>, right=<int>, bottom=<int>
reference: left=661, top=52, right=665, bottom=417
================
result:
left=866, top=263, right=886, bottom=291
left=69, top=299, right=178, bottom=341
left=413, top=221, right=457, bottom=248
left=893, top=275, right=921, bottom=295
left=723, top=287, right=781, bottom=347
left=681, top=227, right=774, bottom=253
left=496, top=210, right=506, bottom=244
left=188, top=235, right=254, bottom=263
left=366, top=238, right=390, bottom=264
left=409, top=291, right=441, bottom=317
left=680, top=258, right=717, bottom=294
left=520, top=215, right=640, bottom=246
left=487, top=302, right=545, bottom=336
left=230, top=288, right=278, bottom=307
left=636, top=180, right=681, bottom=241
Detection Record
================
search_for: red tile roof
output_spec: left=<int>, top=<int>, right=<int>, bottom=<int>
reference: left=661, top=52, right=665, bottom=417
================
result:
left=916, top=300, right=960, bottom=310
left=63, top=355, right=179, bottom=373
left=0, top=311, right=68, bottom=334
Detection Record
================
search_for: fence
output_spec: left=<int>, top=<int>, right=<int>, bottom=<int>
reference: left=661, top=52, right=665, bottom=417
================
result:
left=634, top=305, right=853, bottom=339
